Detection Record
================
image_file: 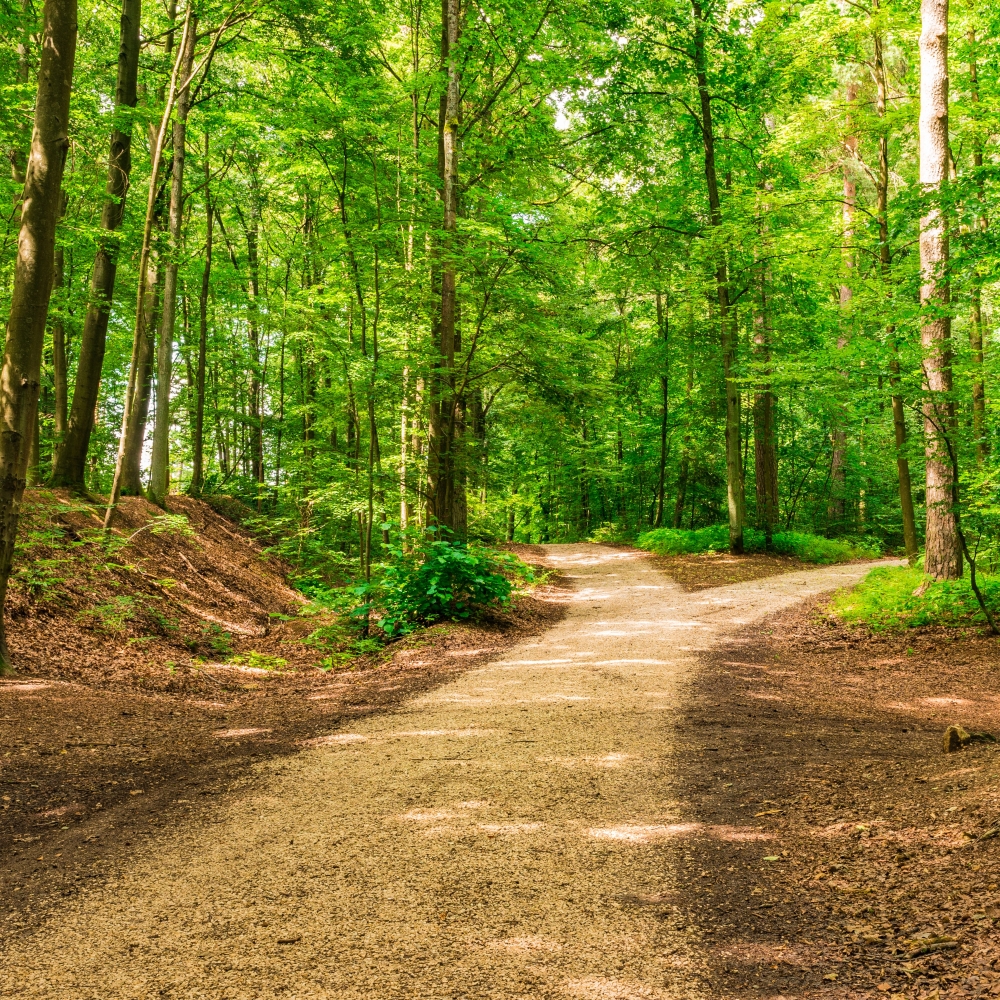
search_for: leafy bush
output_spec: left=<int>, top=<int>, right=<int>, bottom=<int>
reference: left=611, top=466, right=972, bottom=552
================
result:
left=830, top=566, right=1000, bottom=630
left=364, top=531, right=529, bottom=636
left=768, top=531, right=879, bottom=564
left=635, top=525, right=879, bottom=564
left=78, top=596, right=137, bottom=634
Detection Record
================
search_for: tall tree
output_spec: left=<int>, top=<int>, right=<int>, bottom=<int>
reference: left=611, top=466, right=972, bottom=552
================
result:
left=50, top=0, right=140, bottom=489
left=148, top=13, right=197, bottom=505
left=0, top=0, right=77, bottom=669
left=919, top=0, right=961, bottom=579
left=692, top=0, right=744, bottom=553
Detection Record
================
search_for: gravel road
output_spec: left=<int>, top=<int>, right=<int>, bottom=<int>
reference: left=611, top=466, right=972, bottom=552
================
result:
left=1, top=545, right=882, bottom=999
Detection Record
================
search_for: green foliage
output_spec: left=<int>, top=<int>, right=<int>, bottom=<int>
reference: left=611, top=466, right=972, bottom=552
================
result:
left=361, top=532, right=528, bottom=637
left=767, top=532, right=880, bottom=565
left=636, top=526, right=879, bottom=564
left=78, top=596, right=137, bottom=634
left=200, top=624, right=233, bottom=657
left=13, top=558, right=67, bottom=599
left=831, top=566, right=1000, bottom=630
left=228, top=651, right=287, bottom=671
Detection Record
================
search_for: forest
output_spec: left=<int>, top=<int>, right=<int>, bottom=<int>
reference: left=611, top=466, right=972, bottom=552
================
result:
left=7, top=0, right=1000, bottom=988
left=0, top=0, right=998, bottom=663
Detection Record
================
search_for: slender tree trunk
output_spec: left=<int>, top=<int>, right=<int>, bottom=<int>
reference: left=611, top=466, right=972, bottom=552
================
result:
left=692, top=0, right=744, bottom=553
left=51, top=241, right=68, bottom=442
left=245, top=198, right=264, bottom=495
left=753, top=271, right=778, bottom=545
left=919, top=0, right=961, bottom=579
left=654, top=288, right=669, bottom=528
left=51, top=0, right=139, bottom=488
left=104, top=9, right=226, bottom=530
left=148, top=13, right=195, bottom=505
left=968, top=32, right=987, bottom=463
left=0, top=0, right=77, bottom=670
left=120, top=258, right=158, bottom=495
left=190, top=137, right=212, bottom=496
left=829, top=83, right=857, bottom=530
left=427, top=0, right=460, bottom=531
left=875, top=23, right=919, bottom=563
left=672, top=306, right=694, bottom=528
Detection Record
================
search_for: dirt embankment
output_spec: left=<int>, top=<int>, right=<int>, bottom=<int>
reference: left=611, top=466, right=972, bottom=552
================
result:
left=1, top=494, right=569, bottom=943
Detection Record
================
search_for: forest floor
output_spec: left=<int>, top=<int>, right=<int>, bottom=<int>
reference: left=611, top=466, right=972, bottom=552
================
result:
left=3, top=541, right=998, bottom=1000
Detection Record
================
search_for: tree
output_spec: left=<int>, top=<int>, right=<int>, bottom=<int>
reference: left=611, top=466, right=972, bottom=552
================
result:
left=920, top=0, right=961, bottom=579
left=0, top=0, right=77, bottom=668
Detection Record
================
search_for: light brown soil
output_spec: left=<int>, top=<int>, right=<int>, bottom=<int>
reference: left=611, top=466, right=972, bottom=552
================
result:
left=649, top=550, right=809, bottom=591
left=0, top=545, right=882, bottom=998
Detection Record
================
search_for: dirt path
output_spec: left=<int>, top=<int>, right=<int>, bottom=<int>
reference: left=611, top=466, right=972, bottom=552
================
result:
left=0, top=544, right=883, bottom=999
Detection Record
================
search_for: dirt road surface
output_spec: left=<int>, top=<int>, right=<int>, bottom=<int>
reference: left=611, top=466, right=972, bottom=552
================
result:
left=0, top=544, right=884, bottom=999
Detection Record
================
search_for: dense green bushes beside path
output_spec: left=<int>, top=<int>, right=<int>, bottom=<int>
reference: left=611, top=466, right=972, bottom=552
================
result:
left=830, top=566, right=1000, bottom=631
left=630, top=525, right=880, bottom=564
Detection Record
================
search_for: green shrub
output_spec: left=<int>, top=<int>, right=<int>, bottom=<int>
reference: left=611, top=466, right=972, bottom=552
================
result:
left=769, top=531, right=879, bottom=564
left=830, top=565, right=1000, bottom=630
left=78, top=596, right=137, bottom=634
left=364, top=531, right=529, bottom=636
left=635, top=525, right=879, bottom=564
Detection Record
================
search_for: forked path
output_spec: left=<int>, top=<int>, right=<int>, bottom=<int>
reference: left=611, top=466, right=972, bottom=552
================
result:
left=2, top=545, right=882, bottom=999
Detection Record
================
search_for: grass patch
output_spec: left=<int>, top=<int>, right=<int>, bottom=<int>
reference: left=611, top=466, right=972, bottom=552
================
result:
left=830, top=565, right=1000, bottom=630
left=635, top=526, right=879, bottom=564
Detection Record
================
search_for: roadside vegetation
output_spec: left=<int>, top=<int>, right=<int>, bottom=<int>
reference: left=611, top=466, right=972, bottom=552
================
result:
left=830, top=564, right=1000, bottom=631
left=632, top=526, right=880, bottom=565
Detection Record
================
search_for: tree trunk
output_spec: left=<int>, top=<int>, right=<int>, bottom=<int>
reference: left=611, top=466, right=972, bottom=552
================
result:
left=828, top=83, right=856, bottom=531
left=672, top=308, right=694, bottom=529
left=51, top=0, right=139, bottom=489
left=427, top=0, right=460, bottom=532
left=692, top=0, right=744, bottom=553
left=103, top=9, right=199, bottom=532
left=148, top=13, right=196, bottom=505
left=654, top=288, right=668, bottom=528
left=753, top=272, right=778, bottom=545
left=246, top=199, right=264, bottom=494
left=120, top=259, right=158, bottom=495
left=875, top=23, right=919, bottom=564
left=968, top=32, right=987, bottom=463
left=51, top=242, right=68, bottom=443
left=190, top=133, right=213, bottom=496
left=0, top=0, right=77, bottom=670
left=919, top=0, right=961, bottom=579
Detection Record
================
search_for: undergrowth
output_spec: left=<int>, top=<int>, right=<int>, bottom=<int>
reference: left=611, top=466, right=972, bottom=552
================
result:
left=830, top=565, right=1000, bottom=630
left=634, top=525, right=879, bottom=564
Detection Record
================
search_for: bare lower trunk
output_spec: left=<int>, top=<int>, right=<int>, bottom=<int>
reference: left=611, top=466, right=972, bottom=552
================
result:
left=919, top=0, right=960, bottom=579
left=149, top=14, right=196, bottom=505
left=654, top=288, right=668, bottom=528
left=753, top=275, right=778, bottom=544
left=828, top=83, right=857, bottom=531
left=427, top=0, right=460, bottom=532
left=51, top=0, right=139, bottom=489
left=0, top=0, right=77, bottom=669
left=120, top=259, right=158, bottom=495
left=190, top=135, right=213, bottom=496
left=52, top=245, right=67, bottom=441
left=692, top=0, right=743, bottom=552
left=968, top=34, right=987, bottom=463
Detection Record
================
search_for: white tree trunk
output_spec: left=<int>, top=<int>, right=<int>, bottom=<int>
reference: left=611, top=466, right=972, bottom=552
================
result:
left=919, top=0, right=961, bottom=579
